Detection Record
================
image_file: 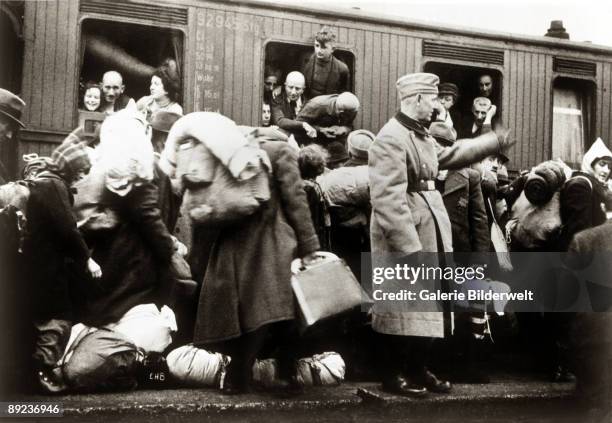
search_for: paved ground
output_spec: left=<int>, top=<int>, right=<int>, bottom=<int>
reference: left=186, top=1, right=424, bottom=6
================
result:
left=4, top=376, right=601, bottom=423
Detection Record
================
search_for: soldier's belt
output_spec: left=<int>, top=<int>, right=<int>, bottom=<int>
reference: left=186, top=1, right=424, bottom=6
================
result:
left=407, top=179, right=436, bottom=192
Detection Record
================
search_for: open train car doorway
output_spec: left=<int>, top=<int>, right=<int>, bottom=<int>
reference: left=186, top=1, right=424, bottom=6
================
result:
left=424, top=61, right=503, bottom=130
left=264, top=41, right=355, bottom=95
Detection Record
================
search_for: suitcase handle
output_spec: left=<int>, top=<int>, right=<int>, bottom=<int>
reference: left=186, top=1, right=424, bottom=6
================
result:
left=291, top=251, right=338, bottom=274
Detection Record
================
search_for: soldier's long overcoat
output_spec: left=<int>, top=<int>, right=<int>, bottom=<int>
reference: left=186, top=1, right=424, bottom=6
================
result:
left=368, top=112, right=500, bottom=337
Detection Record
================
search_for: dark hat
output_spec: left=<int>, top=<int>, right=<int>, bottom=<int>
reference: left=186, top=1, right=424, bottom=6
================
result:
left=438, top=83, right=459, bottom=99
left=347, top=129, right=375, bottom=160
left=0, top=88, right=25, bottom=128
left=429, top=122, right=457, bottom=146
left=151, top=111, right=182, bottom=133
left=326, top=141, right=349, bottom=164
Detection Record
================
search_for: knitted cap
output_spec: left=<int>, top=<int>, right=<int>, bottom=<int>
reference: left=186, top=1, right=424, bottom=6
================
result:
left=51, top=134, right=91, bottom=179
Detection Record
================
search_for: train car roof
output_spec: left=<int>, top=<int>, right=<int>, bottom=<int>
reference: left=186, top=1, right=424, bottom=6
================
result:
left=210, top=0, right=612, bottom=56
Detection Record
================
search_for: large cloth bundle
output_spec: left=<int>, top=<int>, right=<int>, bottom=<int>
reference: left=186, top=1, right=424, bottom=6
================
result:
left=167, top=344, right=345, bottom=388
left=317, top=165, right=370, bottom=228
left=106, top=304, right=177, bottom=353
left=177, top=140, right=270, bottom=225
left=72, top=164, right=119, bottom=230
left=97, top=111, right=155, bottom=196
left=166, top=344, right=229, bottom=387
left=295, top=352, right=346, bottom=386
left=317, top=165, right=369, bottom=207
left=524, top=160, right=567, bottom=206
left=251, top=358, right=282, bottom=388
left=0, top=181, right=31, bottom=212
left=253, top=352, right=346, bottom=387
left=61, top=325, right=143, bottom=392
left=507, top=190, right=562, bottom=249
left=170, top=113, right=272, bottom=226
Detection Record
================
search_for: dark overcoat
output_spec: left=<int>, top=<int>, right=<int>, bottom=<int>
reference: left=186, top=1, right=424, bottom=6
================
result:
left=441, top=168, right=490, bottom=254
left=271, top=91, right=306, bottom=133
left=193, top=141, right=320, bottom=345
left=22, top=173, right=90, bottom=318
left=80, top=182, right=174, bottom=325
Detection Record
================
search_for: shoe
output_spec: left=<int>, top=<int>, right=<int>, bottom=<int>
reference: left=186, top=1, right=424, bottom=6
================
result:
left=37, top=369, right=67, bottom=394
left=551, top=366, right=576, bottom=383
left=381, top=374, right=427, bottom=397
left=416, top=369, right=452, bottom=393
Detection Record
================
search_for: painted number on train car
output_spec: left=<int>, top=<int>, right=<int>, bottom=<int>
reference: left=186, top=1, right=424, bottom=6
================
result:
left=204, top=13, right=260, bottom=35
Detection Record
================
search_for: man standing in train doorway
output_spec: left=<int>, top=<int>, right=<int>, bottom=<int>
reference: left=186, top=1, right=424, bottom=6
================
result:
left=369, top=72, right=512, bottom=397
left=302, top=26, right=351, bottom=99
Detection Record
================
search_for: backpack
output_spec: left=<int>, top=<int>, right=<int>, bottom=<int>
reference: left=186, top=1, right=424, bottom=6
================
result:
left=176, top=130, right=272, bottom=226
left=507, top=190, right=562, bottom=250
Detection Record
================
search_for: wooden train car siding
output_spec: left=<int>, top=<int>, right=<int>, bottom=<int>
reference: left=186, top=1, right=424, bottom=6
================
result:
left=13, top=0, right=612, bottom=174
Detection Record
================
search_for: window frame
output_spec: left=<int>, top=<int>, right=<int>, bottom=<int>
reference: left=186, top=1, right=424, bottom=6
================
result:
left=549, top=74, right=597, bottom=168
left=75, top=13, right=188, bottom=126
left=421, top=58, right=505, bottom=107
left=261, top=36, right=357, bottom=107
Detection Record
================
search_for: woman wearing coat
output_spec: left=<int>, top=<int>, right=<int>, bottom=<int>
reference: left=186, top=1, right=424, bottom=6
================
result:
left=559, top=138, right=612, bottom=251
left=193, top=138, right=320, bottom=394
left=545, top=138, right=612, bottom=383
left=78, top=113, right=177, bottom=326
left=21, top=135, right=101, bottom=392
left=369, top=73, right=512, bottom=396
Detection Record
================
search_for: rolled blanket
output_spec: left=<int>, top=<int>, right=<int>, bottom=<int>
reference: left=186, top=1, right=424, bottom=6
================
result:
left=524, top=160, right=566, bottom=206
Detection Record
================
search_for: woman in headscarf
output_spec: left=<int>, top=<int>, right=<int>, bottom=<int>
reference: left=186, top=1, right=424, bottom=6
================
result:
left=77, top=111, right=179, bottom=327
left=21, top=135, right=101, bottom=393
left=558, top=138, right=612, bottom=251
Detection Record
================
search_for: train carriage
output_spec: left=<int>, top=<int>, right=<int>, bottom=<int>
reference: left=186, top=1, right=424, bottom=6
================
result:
left=2, top=0, right=612, bottom=177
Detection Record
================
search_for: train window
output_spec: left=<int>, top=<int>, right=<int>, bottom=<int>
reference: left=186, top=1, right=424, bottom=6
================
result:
left=79, top=19, right=184, bottom=113
left=264, top=41, right=355, bottom=97
left=423, top=61, right=503, bottom=126
left=552, top=78, right=595, bottom=168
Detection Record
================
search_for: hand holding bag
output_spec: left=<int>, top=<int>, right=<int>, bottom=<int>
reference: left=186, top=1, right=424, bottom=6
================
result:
left=291, top=252, right=370, bottom=327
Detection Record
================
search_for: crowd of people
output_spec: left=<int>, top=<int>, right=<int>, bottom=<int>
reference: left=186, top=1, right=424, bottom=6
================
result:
left=0, top=26, right=611, bottom=413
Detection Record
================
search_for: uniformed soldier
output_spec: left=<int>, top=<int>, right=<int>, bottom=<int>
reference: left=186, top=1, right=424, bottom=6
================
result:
left=368, top=72, right=512, bottom=396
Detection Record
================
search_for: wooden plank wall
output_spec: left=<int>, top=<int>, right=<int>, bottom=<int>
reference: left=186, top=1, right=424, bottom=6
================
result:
left=503, top=50, right=552, bottom=170
left=20, top=0, right=79, bottom=161
left=193, top=7, right=422, bottom=136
